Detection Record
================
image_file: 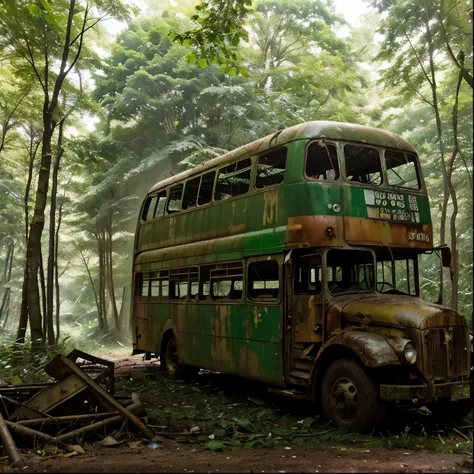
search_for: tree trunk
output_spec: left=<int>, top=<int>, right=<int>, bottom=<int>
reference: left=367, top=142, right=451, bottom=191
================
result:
left=16, top=130, right=40, bottom=344
left=0, top=240, right=14, bottom=326
left=46, top=121, right=64, bottom=345
left=39, top=247, right=46, bottom=342
left=446, top=68, right=464, bottom=311
left=54, top=188, right=66, bottom=344
left=26, top=118, right=53, bottom=347
left=79, top=249, right=102, bottom=330
left=106, top=208, right=120, bottom=329
left=96, top=231, right=108, bottom=332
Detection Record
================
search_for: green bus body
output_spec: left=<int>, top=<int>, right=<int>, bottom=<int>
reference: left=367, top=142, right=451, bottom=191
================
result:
left=131, top=121, right=471, bottom=431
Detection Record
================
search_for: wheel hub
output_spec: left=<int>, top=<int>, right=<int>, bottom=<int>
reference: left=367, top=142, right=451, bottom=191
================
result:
left=329, top=377, right=359, bottom=421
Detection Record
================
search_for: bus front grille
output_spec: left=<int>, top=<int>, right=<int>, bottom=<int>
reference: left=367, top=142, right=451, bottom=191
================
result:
left=423, top=327, right=469, bottom=381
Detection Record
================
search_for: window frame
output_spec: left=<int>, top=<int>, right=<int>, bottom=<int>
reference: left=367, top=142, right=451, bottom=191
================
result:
left=254, top=146, right=288, bottom=190
left=210, top=261, right=244, bottom=302
left=214, top=157, right=252, bottom=202
left=342, top=143, right=384, bottom=188
left=246, top=255, right=282, bottom=304
left=383, top=149, right=422, bottom=191
left=166, top=183, right=184, bottom=214
left=303, top=139, right=341, bottom=183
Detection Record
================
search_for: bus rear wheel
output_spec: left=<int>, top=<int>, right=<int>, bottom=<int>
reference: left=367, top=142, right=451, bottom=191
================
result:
left=163, top=335, right=199, bottom=380
left=321, top=358, right=386, bottom=433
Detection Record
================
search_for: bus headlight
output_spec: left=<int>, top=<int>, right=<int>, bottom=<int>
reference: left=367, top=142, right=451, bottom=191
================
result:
left=403, top=342, right=417, bottom=365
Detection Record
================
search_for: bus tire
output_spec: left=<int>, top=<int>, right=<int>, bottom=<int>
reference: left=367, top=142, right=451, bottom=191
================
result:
left=321, top=358, right=386, bottom=433
left=163, top=334, right=199, bottom=381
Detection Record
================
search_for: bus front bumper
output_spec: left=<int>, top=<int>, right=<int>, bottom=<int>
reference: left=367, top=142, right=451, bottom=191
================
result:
left=380, top=380, right=472, bottom=402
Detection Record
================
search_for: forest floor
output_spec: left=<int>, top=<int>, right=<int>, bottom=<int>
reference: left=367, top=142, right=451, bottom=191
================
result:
left=2, top=352, right=473, bottom=473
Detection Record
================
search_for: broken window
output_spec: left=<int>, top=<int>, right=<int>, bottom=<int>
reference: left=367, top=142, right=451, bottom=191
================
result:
left=385, top=150, right=420, bottom=190
left=377, top=258, right=416, bottom=295
left=305, top=142, right=339, bottom=181
left=255, top=147, right=287, bottom=189
left=247, top=260, right=280, bottom=300
left=214, top=158, right=251, bottom=201
left=210, top=262, right=243, bottom=300
left=154, top=191, right=167, bottom=218
left=182, top=176, right=200, bottom=210
left=169, top=267, right=198, bottom=300
left=295, top=255, right=322, bottom=295
left=327, top=249, right=374, bottom=295
left=142, top=196, right=158, bottom=221
left=344, top=145, right=382, bottom=186
left=167, top=183, right=183, bottom=214
left=198, top=171, right=215, bottom=206
left=139, top=277, right=149, bottom=296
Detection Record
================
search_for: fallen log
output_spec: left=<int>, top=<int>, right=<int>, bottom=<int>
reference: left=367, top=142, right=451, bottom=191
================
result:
left=0, top=411, right=21, bottom=467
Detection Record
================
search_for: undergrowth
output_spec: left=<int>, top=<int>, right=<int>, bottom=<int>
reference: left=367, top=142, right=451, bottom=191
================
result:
left=0, top=325, right=131, bottom=384
left=116, top=372, right=473, bottom=454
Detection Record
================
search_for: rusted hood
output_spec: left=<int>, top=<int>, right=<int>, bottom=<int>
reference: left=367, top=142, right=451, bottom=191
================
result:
left=328, top=293, right=465, bottom=329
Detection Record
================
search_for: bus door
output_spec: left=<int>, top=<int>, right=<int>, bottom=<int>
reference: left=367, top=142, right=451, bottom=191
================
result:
left=284, top=251, right=325, bottom=385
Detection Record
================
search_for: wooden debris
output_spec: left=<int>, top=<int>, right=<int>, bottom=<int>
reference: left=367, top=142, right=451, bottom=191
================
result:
left=16, top=411, right=120, bottom=428
left=0, top=411, right=21, bottom=467
left=57, top=355, right=154, bottom=440
left=0, top=350, right=153, bottom=452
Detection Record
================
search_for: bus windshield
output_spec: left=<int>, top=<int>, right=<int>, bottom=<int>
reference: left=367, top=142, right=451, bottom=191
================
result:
left=327, top=249, right=375, bottom=295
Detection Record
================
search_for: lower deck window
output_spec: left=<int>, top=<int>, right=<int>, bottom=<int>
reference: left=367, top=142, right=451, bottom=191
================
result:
left=248, top=260, right=280, bottom=300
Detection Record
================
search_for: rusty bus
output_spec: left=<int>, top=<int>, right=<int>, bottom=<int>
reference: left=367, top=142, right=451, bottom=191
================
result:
left=131, top=121, right=472, bottom=432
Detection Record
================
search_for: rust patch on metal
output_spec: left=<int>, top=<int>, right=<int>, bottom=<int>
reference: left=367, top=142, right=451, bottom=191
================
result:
left=286, top=215, right=344, bottom=246
left=263, top=190, right=279, bottom=225
left=317, top=331, right=401, bottom=367
left=344, top=217, right=433, bottom=248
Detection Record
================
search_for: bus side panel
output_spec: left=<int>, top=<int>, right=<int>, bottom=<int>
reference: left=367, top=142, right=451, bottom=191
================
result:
left=175, top=302, right=284, bottom=386
left=134, top=301, right=171, bottom=354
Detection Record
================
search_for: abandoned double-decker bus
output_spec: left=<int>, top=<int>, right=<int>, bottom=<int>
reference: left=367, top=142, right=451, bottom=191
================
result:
left=131, top=121, right=472, bottom=432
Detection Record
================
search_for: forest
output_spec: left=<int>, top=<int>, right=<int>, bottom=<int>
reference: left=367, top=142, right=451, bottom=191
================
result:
left=0, top=0, right=472, bottom=367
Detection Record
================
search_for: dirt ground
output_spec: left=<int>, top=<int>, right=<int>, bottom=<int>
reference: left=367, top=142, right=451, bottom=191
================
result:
left=15, top=443, right=473, bottom=473
left=2, top=354, right=473, bottom=473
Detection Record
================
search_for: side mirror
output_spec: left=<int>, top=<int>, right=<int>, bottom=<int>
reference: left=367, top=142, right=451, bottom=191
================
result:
left=432, top=245, right=451, bottom=268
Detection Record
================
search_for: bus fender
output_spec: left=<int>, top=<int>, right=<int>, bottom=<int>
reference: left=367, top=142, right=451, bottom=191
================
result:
left=159, top=319, right=177, bottom=353
left=308, top=331, right=400, bottom=401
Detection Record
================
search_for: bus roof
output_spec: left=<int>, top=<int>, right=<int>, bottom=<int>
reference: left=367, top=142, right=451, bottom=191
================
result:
left=149, top=121, right=417, bottom=194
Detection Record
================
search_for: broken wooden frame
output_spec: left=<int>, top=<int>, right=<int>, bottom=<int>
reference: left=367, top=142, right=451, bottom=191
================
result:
left=0, top=350, right=153, bottom=461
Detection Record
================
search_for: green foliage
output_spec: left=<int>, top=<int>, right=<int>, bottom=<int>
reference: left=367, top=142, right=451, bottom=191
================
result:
left=169, top=0, right=253, bottom=75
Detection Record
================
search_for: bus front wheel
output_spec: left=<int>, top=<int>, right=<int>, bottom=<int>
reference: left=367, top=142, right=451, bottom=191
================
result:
left=163, top=335, right=199, bottom=380
left=321, top=358, right=386, bottom=433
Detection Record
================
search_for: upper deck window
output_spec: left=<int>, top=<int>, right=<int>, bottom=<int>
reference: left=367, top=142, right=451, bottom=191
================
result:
left=255, top=147, right=287, bottom=189
left=385, top=151, right=420, bottom=190
left=142, top=191, right=166, bottom=221
left=198, top=171, right=215, bottom=205
left=214, top=158, right=251, bottom=201
left=344, top=145, right=382, bottom=186
left=143, top=196, right=158, bottom=221
left=167, top=184, right=183, bottom=214
left=305, top=142, right=339, bottom=181
left=182, top=176, right=200, bottom=210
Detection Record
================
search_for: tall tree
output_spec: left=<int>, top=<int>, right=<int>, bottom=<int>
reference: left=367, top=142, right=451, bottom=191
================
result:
left=0, top=0, right=129, bottom=345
